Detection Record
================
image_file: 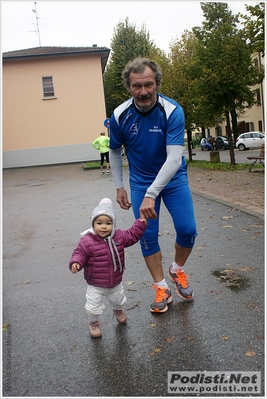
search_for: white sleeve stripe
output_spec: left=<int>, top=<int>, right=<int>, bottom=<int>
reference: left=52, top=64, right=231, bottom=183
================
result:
left=157, top=96, right=176, bottom=119
left=113, top=98, right=133, bottom=124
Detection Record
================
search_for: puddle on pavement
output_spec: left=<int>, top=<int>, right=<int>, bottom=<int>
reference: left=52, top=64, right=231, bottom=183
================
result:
left=212, top=268, right=250, bottom=292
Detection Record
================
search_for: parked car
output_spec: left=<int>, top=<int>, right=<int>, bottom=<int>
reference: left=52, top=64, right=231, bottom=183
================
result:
left=213, top=136, right=229, bottom=150
left=200, top=138, right=212, bottom=151
left=236, top=131, right=265, bottom=151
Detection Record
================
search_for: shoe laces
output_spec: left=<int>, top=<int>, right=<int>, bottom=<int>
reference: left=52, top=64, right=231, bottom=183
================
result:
left=176, top=270, right=189, bottom=288
left=152, top=284, right=168, bottom=302
left=113, top=310, right=124, bottom=317
left=89, top=321, right=101, bottom=330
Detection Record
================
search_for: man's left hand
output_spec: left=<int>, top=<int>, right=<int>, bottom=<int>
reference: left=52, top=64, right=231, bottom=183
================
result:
left=139, top=197, right=157, bottom=220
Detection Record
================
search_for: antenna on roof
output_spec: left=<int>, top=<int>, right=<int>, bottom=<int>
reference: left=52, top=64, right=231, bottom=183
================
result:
left=27, top=2, right=42, bottom=46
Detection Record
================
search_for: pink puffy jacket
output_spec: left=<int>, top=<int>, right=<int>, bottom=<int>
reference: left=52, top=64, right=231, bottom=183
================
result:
left=69, top=219, right=147, bottom=288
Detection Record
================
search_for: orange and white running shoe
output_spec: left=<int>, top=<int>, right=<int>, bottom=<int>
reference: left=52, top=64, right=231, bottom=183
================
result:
left=150, top=284, right=173, bottom=313
left=168, top=267, right=194, bottom=300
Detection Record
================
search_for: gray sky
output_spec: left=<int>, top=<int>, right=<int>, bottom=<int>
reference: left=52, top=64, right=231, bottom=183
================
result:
left=1, top=1, right=256, bottom=54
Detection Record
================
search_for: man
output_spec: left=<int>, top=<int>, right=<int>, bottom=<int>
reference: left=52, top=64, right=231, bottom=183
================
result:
left=109, top=58, right=197, bottom=313
left=92, top=132, right=110, bottom=174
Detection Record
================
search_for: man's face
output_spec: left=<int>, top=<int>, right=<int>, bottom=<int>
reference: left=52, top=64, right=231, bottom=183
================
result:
left=129, top=66, right=158, bottom=111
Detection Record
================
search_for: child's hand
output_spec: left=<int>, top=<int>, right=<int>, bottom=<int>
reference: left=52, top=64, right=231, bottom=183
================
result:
left=71, top=263, right=81, bottom=273
left=140, top=218, right=148, bottom=225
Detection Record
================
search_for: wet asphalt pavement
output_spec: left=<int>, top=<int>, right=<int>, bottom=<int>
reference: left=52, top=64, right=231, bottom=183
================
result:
left=2, top=164, right=265, bottom=397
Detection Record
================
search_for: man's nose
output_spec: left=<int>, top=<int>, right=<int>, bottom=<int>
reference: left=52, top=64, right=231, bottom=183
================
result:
left=140, top=86, right=148, bottom=95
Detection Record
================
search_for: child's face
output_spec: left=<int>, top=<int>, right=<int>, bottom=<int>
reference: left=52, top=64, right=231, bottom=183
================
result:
left=93, top=215, right=113, bottom=237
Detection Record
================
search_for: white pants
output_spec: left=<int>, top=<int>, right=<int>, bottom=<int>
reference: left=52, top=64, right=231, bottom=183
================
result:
left=85, top=282, right=127, bottom=316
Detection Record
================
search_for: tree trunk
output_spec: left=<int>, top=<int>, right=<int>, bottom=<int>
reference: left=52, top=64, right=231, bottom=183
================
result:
left=225, top=111, right=235, bottom=166
left=187, top=129, right=193, bottom=161
left=230, top=108, right=239, bottom=142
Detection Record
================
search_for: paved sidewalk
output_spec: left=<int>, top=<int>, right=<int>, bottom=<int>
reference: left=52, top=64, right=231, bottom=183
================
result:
left=187, top=167, right=264, bottom=219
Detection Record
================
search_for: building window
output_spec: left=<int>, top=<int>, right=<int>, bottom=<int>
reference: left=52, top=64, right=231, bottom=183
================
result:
left=215, top=126, right=222, bottom=136
left=42, top=76, right=55, bottom=98
left=256, top=88, right=261, bottom=105
left=245, top=122, right=254, bottom=132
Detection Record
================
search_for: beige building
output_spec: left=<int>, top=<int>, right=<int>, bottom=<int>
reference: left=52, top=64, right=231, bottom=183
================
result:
left=2, top=46, right=110, bottom=168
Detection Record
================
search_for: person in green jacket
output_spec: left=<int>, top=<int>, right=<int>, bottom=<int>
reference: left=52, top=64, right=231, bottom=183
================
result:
left=92, top=132, right=110, bottom=174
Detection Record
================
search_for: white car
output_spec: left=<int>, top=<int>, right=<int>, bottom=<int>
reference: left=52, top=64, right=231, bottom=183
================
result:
left=236, top=131, right=265, bottom=151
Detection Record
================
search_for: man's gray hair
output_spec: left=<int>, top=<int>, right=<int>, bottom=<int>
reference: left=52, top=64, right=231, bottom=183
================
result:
left=122, top=58, right=162, bottom=90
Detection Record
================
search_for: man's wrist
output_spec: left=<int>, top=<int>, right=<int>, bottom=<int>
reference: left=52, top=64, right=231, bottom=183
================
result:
left=145, top=191, right=157, bottom=200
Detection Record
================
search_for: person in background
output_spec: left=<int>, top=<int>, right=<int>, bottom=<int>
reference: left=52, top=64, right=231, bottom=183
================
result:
left=208, top=136, right=215, bottom=151
left=109, top=57, right=197, bottom=314
left=92, top=132, right=110, bottom=174
left=69, top=198, right=147, bottom=338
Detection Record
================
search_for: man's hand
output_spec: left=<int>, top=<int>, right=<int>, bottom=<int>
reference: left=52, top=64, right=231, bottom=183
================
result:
left=116, top=188, right=132, bottom=210
left=139, top=197, right=157, bottom=220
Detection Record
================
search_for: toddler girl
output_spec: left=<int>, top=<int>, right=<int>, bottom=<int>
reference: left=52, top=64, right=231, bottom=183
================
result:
left=69, top=198, right=147, bottom=338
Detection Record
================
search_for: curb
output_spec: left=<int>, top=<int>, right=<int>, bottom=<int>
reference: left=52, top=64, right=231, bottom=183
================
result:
left=191, top=189, right=264, bottom=220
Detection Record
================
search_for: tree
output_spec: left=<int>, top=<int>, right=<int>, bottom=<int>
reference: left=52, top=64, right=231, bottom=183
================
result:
left=169, top=31, right=222, bottom=129
left=240, top=2, right=265, bottom=56
left=104, top=18, right=154, bottom=117
left=191, top=2, right=264, bottom=165
left=166, top=31, right=203, bottom=160
left=240, top=2, right=265, bottom=128
left=166, top=29, right=228, bottom=160
left=147, top=45, right=171, bottom=95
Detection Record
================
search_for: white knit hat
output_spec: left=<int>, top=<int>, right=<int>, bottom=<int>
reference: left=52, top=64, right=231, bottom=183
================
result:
left=91, top=198, right=116, bottom=233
